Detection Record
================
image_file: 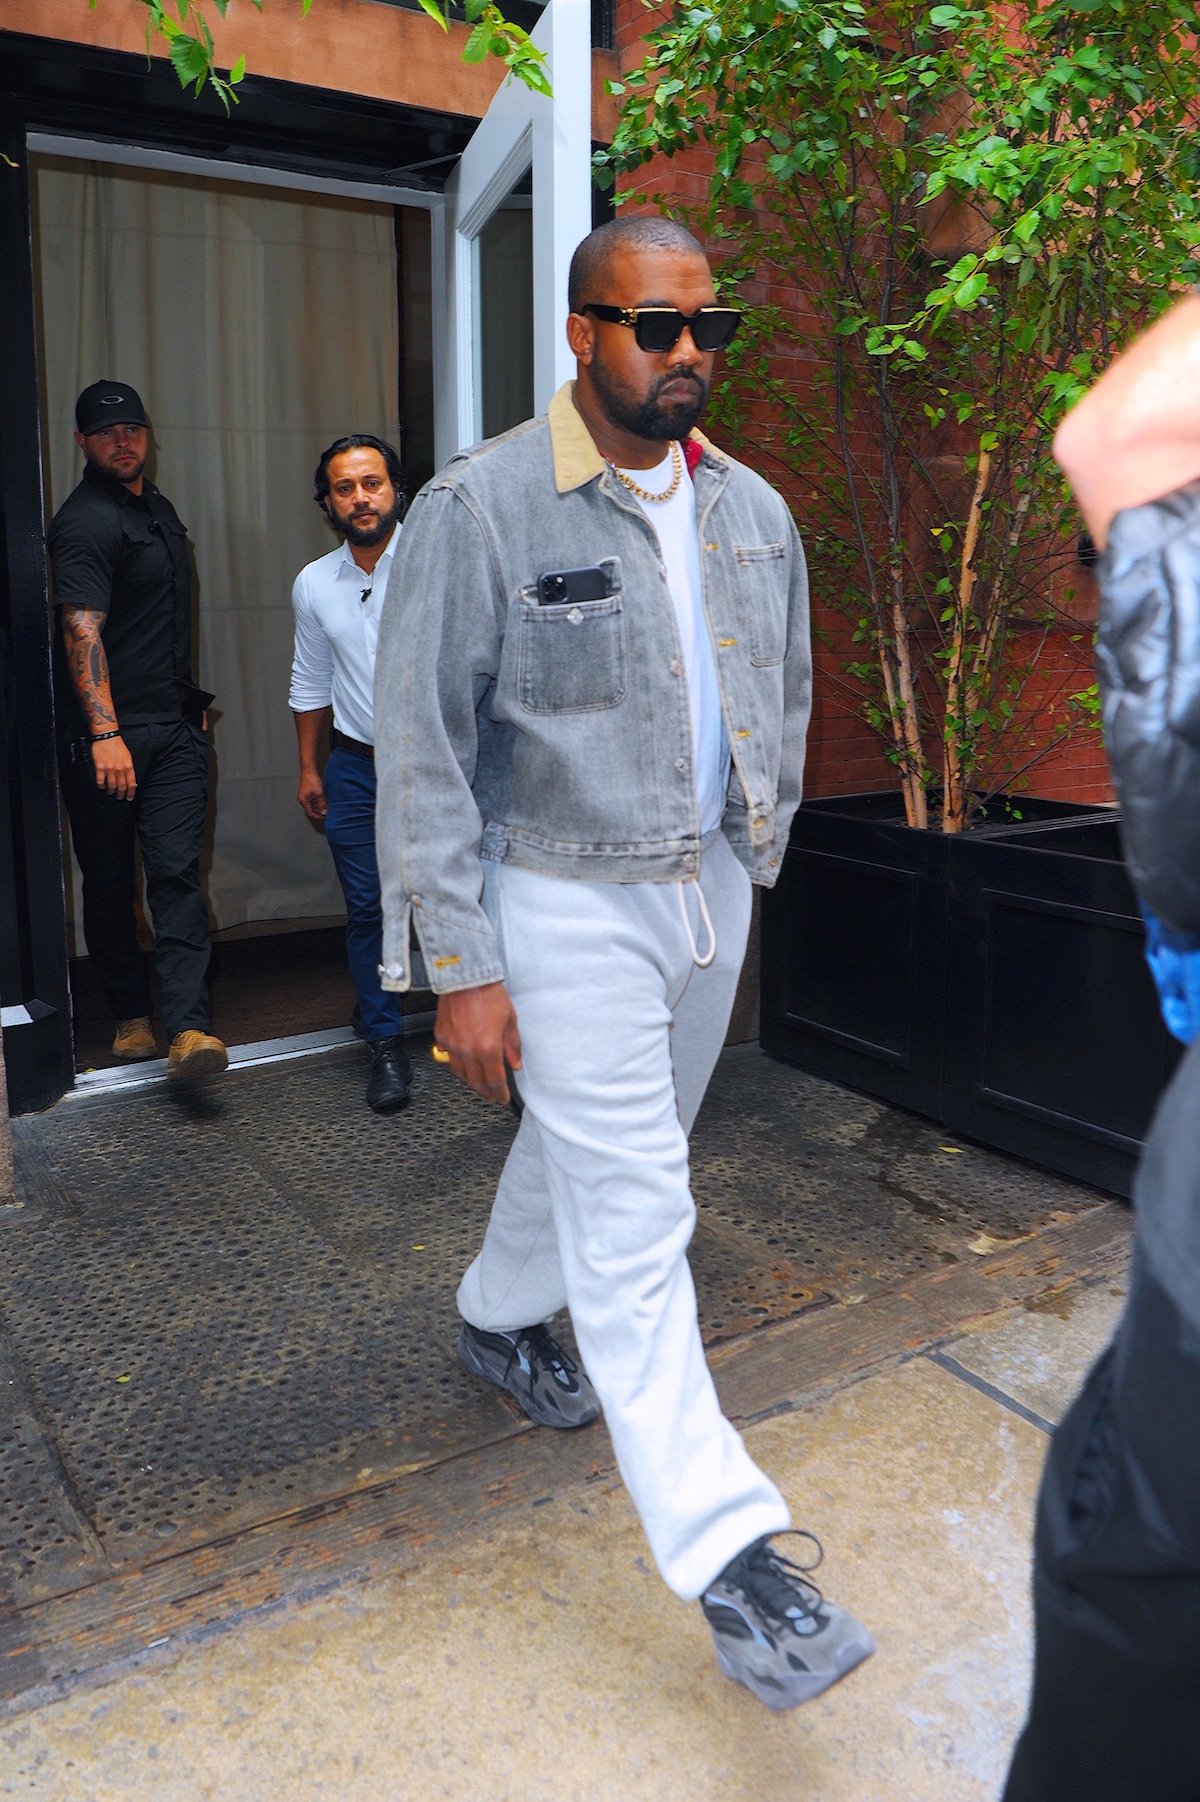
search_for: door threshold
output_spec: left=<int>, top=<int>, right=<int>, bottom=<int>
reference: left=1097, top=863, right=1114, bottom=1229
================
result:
left=69, top=1014, right=435, bottom=1099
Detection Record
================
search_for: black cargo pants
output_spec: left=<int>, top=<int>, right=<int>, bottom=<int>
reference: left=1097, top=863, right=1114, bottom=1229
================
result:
left=59, top=719, right=213, bottom=1038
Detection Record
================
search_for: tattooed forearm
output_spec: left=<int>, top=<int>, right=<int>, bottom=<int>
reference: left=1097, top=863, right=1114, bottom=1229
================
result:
left=61, top=607, right=118, bottom=733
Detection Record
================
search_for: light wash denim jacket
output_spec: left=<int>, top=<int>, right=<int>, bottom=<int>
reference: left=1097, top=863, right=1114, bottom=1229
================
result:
left=374, top=383, right=812, bottom=994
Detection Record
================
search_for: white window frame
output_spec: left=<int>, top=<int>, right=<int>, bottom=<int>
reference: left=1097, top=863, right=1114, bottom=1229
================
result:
left=437, top=0, right=592, bottom=461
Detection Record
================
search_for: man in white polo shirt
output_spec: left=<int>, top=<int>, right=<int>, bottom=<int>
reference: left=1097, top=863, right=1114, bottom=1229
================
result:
left=289, top=434, right=411, bottom=1114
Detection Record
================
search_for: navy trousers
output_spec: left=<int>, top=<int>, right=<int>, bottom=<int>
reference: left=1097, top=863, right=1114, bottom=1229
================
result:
left=59, top=719, right=212, bottom=1038
left=322, top=746, right=403, bottom=1042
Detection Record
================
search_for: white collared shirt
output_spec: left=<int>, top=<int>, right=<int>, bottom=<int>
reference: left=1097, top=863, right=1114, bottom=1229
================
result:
left=288, top=526, right=400, bottom=744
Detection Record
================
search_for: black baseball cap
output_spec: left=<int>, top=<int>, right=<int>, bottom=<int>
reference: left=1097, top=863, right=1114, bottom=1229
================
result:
left=75, top=381, right=150, bottom=436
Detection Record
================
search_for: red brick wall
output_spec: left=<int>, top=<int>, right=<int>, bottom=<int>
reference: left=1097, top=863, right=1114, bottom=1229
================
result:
left=610, top=0, right=1114, bottom=814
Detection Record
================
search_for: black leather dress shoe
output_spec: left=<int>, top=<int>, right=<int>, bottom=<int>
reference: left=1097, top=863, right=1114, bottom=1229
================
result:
left=365, top=1036, right=412, bottom=1114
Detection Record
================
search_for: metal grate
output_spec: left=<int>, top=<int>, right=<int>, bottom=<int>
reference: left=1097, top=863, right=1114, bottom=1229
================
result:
left=0, top=1335, right=106, bottom=1594
left=2, top=1042, right=1101, bottom=1598
left=690, top=1053, right=1094, bottom=1311
left=3, top=1050, right=523, bottom=1579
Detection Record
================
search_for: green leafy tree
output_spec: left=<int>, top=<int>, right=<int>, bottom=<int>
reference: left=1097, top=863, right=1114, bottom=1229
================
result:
left=601, top=0, right=1200, bottom=828
left=107, top=0, right=550, bottom=111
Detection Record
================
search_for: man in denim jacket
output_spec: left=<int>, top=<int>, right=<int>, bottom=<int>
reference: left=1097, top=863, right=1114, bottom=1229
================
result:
left=1004, top=293, right=1200, bottom=1800
left=374, top=216, right=873, bottom=1709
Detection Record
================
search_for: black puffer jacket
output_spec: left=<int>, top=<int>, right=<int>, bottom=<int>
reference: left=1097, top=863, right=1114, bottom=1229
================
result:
left=1099, top=479, right=1200, bottom=936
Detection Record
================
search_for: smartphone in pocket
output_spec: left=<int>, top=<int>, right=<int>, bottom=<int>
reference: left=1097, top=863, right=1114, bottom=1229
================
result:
left=536, top=566, right=610, bottom=607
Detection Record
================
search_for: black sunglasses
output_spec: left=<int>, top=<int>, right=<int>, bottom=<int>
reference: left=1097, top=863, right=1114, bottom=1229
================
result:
left=580, top=303, right=742, bottom=353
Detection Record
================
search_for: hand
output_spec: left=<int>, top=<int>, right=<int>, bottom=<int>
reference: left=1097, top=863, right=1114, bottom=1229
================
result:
left=434, top=982, right=522, bottom=1105
left=91, top=736, right=136, bottom=800
left=298, top=771, right=327, bottom=822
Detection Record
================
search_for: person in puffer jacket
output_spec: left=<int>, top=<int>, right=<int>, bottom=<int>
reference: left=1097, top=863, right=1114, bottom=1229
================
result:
left=1003, top=292, right=1200, bottom=1802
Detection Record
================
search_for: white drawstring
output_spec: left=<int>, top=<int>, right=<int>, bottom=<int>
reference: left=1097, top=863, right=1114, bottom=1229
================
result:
left=676, top=878, right=717, bottom=969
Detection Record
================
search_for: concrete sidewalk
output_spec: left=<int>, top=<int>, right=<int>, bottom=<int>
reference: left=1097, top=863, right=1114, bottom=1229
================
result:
left=0, top=1267, right=1127, bottom=1801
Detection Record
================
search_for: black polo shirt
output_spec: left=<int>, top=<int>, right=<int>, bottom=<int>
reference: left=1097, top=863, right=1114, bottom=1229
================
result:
left=48, top=463, right=196, bottom=740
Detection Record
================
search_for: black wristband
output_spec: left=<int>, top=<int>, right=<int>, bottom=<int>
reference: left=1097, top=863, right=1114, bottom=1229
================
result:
left=91, top=729, right=122, bottom=743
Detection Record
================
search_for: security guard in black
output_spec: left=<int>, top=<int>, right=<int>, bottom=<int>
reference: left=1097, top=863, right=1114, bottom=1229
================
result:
left=50, top=464, right=195, bottom=736
left=49, top=379, right=226, bottom=1077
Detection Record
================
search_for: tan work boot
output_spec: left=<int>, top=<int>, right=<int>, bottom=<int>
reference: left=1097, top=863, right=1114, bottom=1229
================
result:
left=167, top=1030, right=229, bottom=1081
left=112, top=1016, right=156, bottom=1060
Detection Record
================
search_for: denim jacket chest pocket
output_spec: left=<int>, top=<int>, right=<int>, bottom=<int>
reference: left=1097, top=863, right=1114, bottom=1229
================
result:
left=732, top=540, right=788, bottom=665
left=515, top=556, right=626, bottom=713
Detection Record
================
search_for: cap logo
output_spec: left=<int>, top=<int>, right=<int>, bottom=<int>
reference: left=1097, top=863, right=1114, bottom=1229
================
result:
left=102, top=395, right=125, bottom=405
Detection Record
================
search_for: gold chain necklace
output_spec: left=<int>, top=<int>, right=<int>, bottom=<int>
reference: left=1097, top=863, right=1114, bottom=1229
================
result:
left=608, top=439, right=683, bottom=505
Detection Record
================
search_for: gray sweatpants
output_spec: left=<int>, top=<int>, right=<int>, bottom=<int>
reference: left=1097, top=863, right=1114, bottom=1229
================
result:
left=458, top=831, right=790, bottom=1600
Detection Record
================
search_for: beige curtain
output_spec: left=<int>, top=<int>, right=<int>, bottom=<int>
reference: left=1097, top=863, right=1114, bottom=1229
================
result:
left=31, top=154, right=402, bottom=939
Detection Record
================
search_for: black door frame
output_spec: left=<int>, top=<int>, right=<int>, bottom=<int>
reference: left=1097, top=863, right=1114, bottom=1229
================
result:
left=0, top=102, right=71, bottom=1114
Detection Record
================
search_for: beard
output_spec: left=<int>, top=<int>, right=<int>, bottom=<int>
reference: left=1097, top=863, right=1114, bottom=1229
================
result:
left=589, top=359, right=709, bottom=442
left=337, top=497, right=404, bottom=547
left=87, top=449, right=146, bottom=488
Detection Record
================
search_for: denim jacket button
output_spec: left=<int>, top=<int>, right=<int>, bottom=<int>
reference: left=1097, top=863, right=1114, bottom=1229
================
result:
left=683, top=853, right=697, bottom=871
left=675, top=757, right=689, bottom=774
left=669, top=659, right=683, bottom=677
left=567, top=606, right=584, bottom=624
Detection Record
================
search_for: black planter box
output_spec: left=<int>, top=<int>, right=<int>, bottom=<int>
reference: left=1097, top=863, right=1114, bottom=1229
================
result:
left=760, top=793, right=1180, bottom=1198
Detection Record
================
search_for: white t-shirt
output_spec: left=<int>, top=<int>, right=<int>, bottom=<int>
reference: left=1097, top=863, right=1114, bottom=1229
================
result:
left=619, top=446, right=731, bottom=835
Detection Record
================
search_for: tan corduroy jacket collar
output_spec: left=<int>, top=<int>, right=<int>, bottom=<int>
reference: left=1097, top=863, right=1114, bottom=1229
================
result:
left=547, top=380, right=725, bottom=494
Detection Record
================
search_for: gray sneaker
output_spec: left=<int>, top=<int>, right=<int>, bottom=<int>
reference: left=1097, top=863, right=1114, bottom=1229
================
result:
left=701, top=1532, right=874, bottom=1711
left=456, top=1321, right=600, bottom=1428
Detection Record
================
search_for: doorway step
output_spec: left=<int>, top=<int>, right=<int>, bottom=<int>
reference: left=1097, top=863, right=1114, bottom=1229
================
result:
left=69, top=925, right=433, bottom=1075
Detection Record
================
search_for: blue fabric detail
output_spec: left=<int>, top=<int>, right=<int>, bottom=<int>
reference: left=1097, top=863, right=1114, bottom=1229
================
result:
left=1141, top=905, right=1200, bottom=1045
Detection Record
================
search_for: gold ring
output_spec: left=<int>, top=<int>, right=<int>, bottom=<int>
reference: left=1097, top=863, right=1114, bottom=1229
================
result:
left=431, top=1044, right=451, bottom=1064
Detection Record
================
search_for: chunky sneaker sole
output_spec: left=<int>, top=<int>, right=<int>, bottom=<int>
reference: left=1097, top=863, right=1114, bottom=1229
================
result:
left=456, top=1321, right=600, bottom=1429
left=708, top=1594, right=875, bottom=1710
left=702, top=1532, right=874, bottom=1711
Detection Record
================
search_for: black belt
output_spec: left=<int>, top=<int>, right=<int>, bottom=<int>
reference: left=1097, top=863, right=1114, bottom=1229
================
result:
left=332, top=729, right=374, bottom=760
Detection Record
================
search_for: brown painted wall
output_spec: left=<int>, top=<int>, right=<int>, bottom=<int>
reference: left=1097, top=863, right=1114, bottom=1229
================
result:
left=7, top=0, right=618, bottom=133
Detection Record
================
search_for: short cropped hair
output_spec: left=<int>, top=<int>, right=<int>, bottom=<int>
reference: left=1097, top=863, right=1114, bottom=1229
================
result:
left=313, top=434, right=405, bottom=512
left=567, top=216, right=707, bottom=315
